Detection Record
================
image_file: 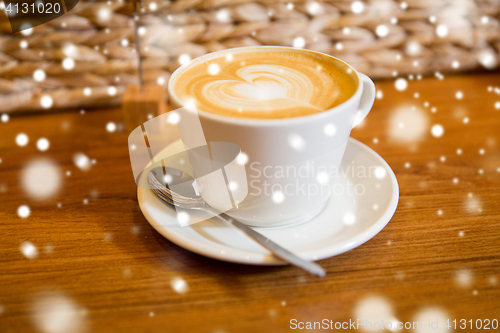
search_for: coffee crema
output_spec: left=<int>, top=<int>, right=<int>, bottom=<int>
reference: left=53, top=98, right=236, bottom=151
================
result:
left=171, top=49, right=358, bottom=119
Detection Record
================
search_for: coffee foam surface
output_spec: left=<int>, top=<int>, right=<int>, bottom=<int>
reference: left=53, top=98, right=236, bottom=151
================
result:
left=172, top=49, right=358, bottom=119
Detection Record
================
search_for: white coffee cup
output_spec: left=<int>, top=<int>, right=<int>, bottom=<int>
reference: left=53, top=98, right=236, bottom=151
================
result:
left=168, top=46, right=375, bottom=228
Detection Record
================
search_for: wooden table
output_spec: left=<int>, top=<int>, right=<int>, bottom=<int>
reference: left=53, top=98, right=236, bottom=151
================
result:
left=1, top=72, right=499, bottom=332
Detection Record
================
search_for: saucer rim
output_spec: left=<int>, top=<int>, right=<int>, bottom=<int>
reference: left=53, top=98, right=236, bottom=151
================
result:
left=137, top=138, right=399, bottom=265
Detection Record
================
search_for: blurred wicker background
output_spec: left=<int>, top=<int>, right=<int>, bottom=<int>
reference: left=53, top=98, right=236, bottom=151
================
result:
left=0, top=0, right=499, bottom=113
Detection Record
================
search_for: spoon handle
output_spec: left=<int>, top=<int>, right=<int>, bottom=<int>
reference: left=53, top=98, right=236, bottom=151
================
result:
left=213, top=212, right=326, bottom=277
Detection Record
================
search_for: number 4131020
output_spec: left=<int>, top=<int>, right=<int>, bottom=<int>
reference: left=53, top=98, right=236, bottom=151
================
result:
left=5, top=2, right=62, bottom=15
left=446, top=319, right=498, bottom=330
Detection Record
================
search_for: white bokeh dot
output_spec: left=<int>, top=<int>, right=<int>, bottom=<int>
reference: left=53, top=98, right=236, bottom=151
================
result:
left=167, top=112, right=180, bottom=124
left=107, top=86, right=117, bottom=96
left=20, top=241, right=38, bottom=259
left=375, top=25, right=389, bottom=37
left=288, top=134, right=306, bottom=151
left=40, top=95, right=53, bottom=109
left=306, top=1, right=322, bottom=15
left=22, top=159, right=62, bottom=200
left=18, top=205, right=31, bottom=218
left=413, top=307, right=450, bottom=333
left=351, top=1, right=364, bottom=13
left=208, top=63, right=220, bottom=75
left=179, top=54, right=191, bottom=65
left=62, top=58, right=75, bottom=70
left=455, top=269, right=473, bottom=287
left=395, top=78, right=408, bottom=91
left=83, top=87, right=92, bottom=96
left=228, top=181, right=238, bottom=191
left=73, top=153, right=91, bottom=171
left=478, top=50, right=497, bottom=69
left=436, top=24, right=449, bottom=37
left=177, top=211, right=189, bottom=225
left=98, top=7, right=111, bottom=21
left=293, top=37, right=306, bottom=48
left=343, top=212, right=356, bottom=225
left=171, top=277, right=189, bottom=294
left=163, top=174, right=172, bottom=184
left=16, top=133, right=29, bottom=146
left=272, top=191, right=285, bottom=204
left=1, top=113, right=9, bottom=123
left=20, top=24, right=33, bottom=36
left=374, top=167, right=387, bottom=179
left=216, top=8, right=230, bottom=22
left=36, top=138, right=50, bottom=151
left=455, top=91, right=463, bottom=100
left=106, top=122, right=116, bottom=133
left=33, top=69, right=46, bottom=82
left=316, top=171, right=329, bottom=184
left=431, top=124, right=444, bottom=137
left=236, top=152, right=248, bottom=165
left=323, top=123, right=336, bottom=136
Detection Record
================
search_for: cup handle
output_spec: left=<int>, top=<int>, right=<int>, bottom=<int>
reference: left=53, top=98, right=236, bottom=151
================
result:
left=352, top=73, right=376, bottom=128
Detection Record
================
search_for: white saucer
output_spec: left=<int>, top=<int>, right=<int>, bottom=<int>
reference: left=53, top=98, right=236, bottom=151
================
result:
left=137, top=138, right=399, bottom=265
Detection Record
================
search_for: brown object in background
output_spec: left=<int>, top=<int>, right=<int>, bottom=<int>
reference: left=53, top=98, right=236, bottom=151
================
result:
left=121, top=84, right=169, bottom=133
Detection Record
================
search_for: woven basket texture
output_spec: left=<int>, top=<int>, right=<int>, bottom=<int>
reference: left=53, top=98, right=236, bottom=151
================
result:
left=0, top=0, right=499, bottom=112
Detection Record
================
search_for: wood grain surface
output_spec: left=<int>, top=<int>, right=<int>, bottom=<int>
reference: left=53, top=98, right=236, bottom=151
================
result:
left=0, top=72, right=499, bottom=333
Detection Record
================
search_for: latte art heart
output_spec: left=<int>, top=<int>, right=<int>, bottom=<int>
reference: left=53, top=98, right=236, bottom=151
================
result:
left=232, top=81, right=288, bottom=101
left=202, top=65, right=325, bottom=111
left=172, top=49, right=358, bottom=119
